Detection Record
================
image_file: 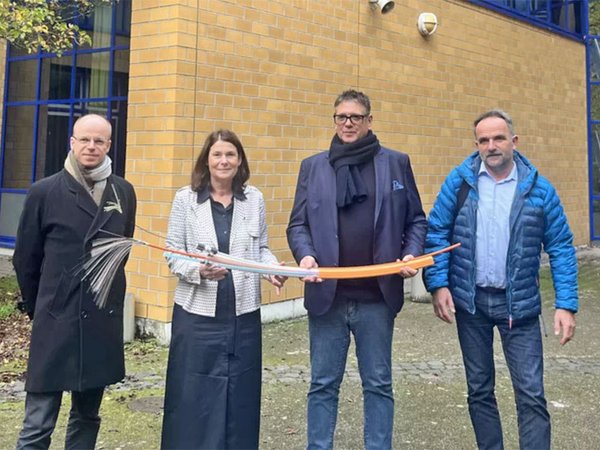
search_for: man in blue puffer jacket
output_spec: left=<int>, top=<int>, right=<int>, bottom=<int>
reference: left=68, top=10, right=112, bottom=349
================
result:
left=424, top=109, right=578, bottom=450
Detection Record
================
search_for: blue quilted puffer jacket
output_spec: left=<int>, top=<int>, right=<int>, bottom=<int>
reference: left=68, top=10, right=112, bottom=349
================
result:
left=424, top=151, right=578, bottom=321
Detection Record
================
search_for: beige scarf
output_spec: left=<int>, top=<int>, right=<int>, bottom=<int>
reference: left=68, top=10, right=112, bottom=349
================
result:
left=64, top=151, right=112, bottom=206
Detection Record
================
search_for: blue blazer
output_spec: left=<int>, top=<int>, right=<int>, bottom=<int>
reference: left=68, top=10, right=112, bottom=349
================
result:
left=287, top=146, right=427, bottom=316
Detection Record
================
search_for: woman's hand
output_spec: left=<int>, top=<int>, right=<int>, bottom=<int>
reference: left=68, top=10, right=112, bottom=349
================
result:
left=199, top=262, right=228, bottom=281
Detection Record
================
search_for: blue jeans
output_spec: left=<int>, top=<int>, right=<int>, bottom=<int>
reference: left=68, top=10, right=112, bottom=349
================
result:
left=456, top=287, right=550, bottom=450
left=307, top=298, right=395, bottom=450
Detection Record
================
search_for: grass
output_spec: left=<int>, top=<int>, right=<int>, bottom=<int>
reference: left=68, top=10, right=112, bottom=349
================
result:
left=0, top=303, right=15, bottom=320
left=123, top=338, right=169, bottom=375
left=0, top=276, right=18, bottom=320
left=0, top=262, right=599, bottom=449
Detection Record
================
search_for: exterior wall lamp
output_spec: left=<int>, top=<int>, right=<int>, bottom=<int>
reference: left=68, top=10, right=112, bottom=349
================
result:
left=417, top=12, right=438, bottom=37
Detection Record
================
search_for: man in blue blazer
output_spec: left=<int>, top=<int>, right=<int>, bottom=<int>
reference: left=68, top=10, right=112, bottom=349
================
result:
left=287, top=90, right=427, bottom=450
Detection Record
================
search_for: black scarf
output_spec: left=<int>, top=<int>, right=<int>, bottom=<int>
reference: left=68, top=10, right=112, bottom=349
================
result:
left=328, top=131, right=380, bottom=208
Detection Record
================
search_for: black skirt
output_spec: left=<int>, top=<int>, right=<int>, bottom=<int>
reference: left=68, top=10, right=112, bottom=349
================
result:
left=161, top=286, right=262, bottom=450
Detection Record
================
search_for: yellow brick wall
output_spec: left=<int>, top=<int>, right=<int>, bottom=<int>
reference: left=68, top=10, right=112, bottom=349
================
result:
left=127, top=0, right=588, bottom=323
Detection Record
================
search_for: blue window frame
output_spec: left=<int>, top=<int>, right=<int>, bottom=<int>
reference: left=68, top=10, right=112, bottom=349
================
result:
left=588, top=1, right=600, bottom=239
left=467, top=0, right=585, bottom=39
left=0, top=1, right=131, bottom=248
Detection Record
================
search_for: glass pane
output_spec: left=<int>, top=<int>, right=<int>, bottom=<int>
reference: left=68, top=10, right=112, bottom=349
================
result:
left=551, top=0, right=565, bottom=26
left=2, top=106, right=35, bottom=189
left=531, top=0, right=550, bottom=22
left=0, top=192, right=27, bottom=237
left=113, top=50, right=129, bottom=97
left=110, top=100, right=128, bottom=177
left=591, top=39, right=600, bottom=81
left=73, top=102, right=109, bottom=121
left=594, top=199, right=600, bottom=237
left=592, top=125, right=600, bottom=196
left=591, top=1, right=600, bottom=35
left=76, top=52, right=110, bottom=98
left=513, top=0, right=531, bottom=14
left=115, top=0, right=132, bottom=37
left=36, top=105, right=71, bottom=179
left=571, top=0, right=583, bottom=33
left=591, top=85, right=600, bottom=121
left=57, top=2, right=79, bottom=26
left=40, top=55, right=73, bottom=100
left=79, top=4, right=113, bottom=50
left=7, top=59, right=38, bottom=102
left=557, top=1, right=583, bottom=33
left=8, top=45, right=34, bottom=58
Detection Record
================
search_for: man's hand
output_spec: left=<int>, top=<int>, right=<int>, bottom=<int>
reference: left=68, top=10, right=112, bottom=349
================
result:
left=299, top=255, right=322, bottom=283
left=432, top=287, right=455, bottom=324
left=397, top=254, right=418, bottom=279
left=554, top=308, right=576, bottom=346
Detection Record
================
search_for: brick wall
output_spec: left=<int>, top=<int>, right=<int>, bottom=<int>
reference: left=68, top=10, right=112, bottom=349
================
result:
left=127, top=0, right=588, bottom=323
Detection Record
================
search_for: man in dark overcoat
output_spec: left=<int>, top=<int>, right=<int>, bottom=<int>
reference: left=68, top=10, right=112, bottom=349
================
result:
left=13, top=114, right=136, bottom=449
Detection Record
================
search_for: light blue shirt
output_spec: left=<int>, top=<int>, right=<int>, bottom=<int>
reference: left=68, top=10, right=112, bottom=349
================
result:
left=475, top=161, right=518, bottom=289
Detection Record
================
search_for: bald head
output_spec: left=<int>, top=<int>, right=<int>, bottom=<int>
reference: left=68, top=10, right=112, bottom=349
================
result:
left=70, top=114, right=112, bottom=168
left=73, top=114, right=112, bottom=136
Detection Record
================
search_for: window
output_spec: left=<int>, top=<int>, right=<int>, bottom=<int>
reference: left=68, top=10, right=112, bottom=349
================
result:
left=467, top=0, right=584, bottom=37
left=589, top=2, right=600, bottom=239
left=0, top=1, right=131, bottom=247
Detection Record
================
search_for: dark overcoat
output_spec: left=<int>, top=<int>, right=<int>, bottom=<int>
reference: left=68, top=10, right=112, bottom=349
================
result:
left=13, top=169, right=136, bottom=392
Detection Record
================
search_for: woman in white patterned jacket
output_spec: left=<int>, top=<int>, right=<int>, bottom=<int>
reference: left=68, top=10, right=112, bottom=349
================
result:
left=161, top=129, right=286, bottom=450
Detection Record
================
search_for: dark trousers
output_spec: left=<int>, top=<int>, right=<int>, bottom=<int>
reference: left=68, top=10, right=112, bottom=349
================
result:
left=16, top=388, right=104, bottom=450
left=456, top=287, right=550, bottom=450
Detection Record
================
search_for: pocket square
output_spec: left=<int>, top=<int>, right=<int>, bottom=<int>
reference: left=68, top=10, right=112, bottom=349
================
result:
left=392, top=180, right=404, bottom=191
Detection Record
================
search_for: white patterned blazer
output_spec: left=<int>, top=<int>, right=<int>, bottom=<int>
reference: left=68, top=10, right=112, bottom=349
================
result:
left=165, top=185, right=278, bottom=317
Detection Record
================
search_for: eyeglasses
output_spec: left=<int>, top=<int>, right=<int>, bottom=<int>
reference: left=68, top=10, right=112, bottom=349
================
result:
left=333, top=114, right=367, bottom=125
left=72, top=136, right=109, bottom=147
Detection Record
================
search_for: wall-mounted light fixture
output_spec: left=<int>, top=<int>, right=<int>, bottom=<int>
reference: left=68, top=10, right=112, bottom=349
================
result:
left=369, top=0, right=395, bottom=14
left=417, top=12, right=438, bottom=37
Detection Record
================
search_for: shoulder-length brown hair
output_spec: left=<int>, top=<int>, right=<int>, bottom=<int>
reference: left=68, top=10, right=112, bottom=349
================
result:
left=191, top=129, right=251, bottom=194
